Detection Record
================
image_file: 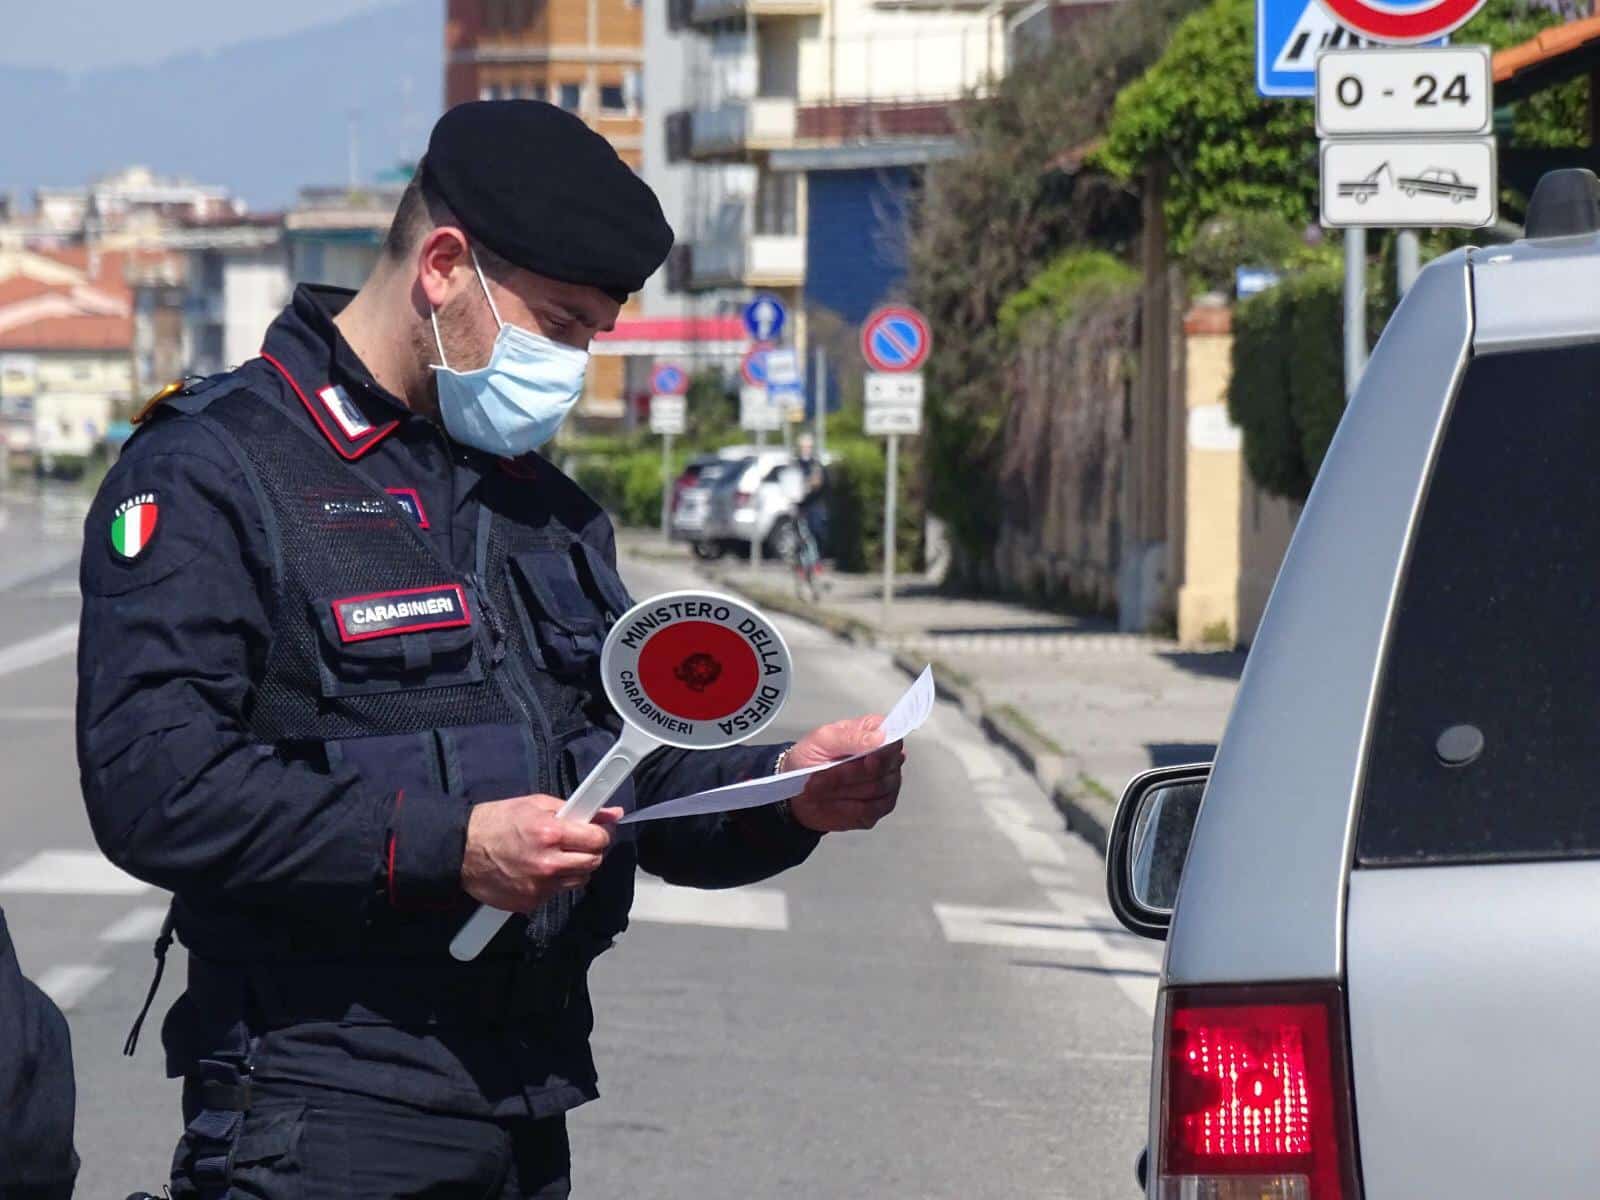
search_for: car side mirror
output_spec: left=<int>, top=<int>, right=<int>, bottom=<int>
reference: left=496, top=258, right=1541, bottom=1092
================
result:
left=1105, top=763, right=1210, bottom=940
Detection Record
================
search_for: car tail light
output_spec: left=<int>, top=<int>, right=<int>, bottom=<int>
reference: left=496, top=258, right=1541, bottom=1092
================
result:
left=1158, top=985, right=1359, bottom=1200
left=735, top=489, right=754, bottom=508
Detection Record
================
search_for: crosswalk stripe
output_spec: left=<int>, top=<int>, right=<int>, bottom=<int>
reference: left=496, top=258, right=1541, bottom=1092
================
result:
left=100, top=904, right=171, bottom=943
left=630, top=880, right=788, bottom=931
left=932, top=902, right=1109, bottom=953
left=0, top=850, right=148, bottom=895
left=34, top=964, right=112, bottom=1012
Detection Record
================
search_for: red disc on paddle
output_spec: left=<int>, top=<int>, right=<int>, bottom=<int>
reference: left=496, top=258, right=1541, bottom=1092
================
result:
left=636, top=620, right=762, bottom=721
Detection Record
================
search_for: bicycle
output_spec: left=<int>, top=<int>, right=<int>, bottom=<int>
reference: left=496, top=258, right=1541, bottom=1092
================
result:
left=784, top=509, right=824, bottom=603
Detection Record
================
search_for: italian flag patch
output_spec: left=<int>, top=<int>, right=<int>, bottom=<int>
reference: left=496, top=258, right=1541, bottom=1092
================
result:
left=110, top=493, right=159, bottom=560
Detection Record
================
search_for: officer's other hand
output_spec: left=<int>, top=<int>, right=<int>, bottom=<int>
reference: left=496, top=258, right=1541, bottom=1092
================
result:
left=786, top=716, right=906, bottom=833
left=462, top=795, right=623, bottom=912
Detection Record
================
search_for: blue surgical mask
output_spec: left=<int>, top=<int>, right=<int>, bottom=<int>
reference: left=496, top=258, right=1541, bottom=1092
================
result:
left=430, top=248, right=590, bottom=457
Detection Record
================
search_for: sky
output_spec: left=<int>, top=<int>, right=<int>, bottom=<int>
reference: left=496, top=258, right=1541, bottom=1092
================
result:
left=1, top=0, right=403, bottom=72
left=0, top=1, right=442, bottom=210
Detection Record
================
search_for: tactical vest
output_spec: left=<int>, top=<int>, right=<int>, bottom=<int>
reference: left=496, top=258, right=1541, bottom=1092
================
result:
left=152, top=362, right=640, bottom=971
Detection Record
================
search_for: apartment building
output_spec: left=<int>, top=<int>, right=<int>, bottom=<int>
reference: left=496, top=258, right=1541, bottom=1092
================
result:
left=444, top=0, right=645, bottom=167
left=667, top=0, right=1009, bottom=346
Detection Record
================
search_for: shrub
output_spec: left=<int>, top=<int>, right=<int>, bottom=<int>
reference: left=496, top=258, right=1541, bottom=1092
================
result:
left=569, top=446, right=671, bottom=529
left=1186, top=208, right=1306, bottom=295
left=826, top=437, right=920, bottom=574
left=996, top=250, right=1139, bottom=342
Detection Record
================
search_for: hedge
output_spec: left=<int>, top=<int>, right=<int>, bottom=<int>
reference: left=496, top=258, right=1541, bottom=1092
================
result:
left=1226, top=260, right=1400, bottom=501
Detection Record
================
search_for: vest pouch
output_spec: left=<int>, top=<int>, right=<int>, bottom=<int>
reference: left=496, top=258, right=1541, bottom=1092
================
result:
left=311, top=587, right=482, bottom=698
left=507, top=542, right=632, bottom=679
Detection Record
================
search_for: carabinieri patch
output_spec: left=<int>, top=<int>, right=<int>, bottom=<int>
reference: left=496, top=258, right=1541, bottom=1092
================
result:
left=109, top=492, right=159, bottom=560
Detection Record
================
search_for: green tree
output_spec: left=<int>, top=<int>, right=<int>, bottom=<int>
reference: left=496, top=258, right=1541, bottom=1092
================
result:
left=1097, top=0, right=1318, bottom=253
left=907, top=0, right=1206, bottom=574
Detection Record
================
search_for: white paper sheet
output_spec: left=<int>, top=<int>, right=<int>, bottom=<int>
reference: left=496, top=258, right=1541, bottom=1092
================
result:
left=618, top=666, right=934, bottom=825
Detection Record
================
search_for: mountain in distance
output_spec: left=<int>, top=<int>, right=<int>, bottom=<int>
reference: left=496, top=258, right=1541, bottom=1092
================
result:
left=0, top=0, right=443, bottom=212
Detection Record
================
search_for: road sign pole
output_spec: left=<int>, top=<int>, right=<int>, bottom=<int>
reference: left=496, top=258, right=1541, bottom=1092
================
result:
left=813, top=344, right=826, bottom=458
left=1344, top=227, right=1368, bottom=399
left=750, top=428, right=766, bottom=572
left=882, top=433, right=898, bottom=621
left=1397, top=230, right=1421, bottom=295
left=659, top=432, right=673, bottom=542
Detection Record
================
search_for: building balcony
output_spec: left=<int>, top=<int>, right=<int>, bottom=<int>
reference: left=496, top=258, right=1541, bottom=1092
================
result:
left=675, top=232, right=805, bottom=292
left=686, top=0, right=823, bottom=26
left=667, top=98, right=797, bottom=162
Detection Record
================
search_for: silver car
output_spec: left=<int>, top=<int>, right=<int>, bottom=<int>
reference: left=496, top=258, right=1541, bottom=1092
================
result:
left=1107, top=169, right=1600, bottom=1199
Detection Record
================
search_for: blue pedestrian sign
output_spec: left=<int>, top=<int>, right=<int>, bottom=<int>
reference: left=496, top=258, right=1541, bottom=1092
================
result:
left=742, top=294, right=787, bottom=343
left=1257, top=0, right=1442, bottom=96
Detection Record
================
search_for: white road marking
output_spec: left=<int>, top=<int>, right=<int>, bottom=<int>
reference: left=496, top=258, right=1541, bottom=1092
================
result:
left=34, top=964, right=112, bottom=1012
left=0, top=850, right=149, bottom=895
left=630, top=880, right=788, bottom=931
left=0, top=622, right=77, bottom=680
left=933, top=902, right=1108, bottom=952
left=0, top=705, right=74, bottom=720
left=1046, top=889, right=1162, bottom=1017
left=930, top=708, right=1163, bottom=1016
left=1029, top=865, right=1087, bottom=890
left=100, top=904, right=171, bottom=943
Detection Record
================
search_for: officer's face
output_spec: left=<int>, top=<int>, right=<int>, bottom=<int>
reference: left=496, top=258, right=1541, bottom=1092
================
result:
left=422, top=229, right=622, bottom=371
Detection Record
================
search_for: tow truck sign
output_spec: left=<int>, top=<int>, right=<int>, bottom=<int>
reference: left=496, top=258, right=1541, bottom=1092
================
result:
left=1320, top=136, right=1496, bottom=227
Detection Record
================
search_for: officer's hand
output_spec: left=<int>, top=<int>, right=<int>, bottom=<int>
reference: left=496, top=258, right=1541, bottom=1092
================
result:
left=461, top=795, right=623, bottom=912
left=786, top=716, right=906, bottom=833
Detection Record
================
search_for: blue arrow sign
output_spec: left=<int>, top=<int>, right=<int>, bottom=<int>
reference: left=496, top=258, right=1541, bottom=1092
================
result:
left=742, top=294, right=787, bottom=343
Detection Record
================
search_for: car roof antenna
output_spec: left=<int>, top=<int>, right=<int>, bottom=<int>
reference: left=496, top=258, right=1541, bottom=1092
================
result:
left=1525, top=168, right=1600, bottom=239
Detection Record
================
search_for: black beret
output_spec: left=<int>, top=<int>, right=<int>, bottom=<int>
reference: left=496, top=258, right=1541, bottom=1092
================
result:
left=423, top=100, right=673, bottom=303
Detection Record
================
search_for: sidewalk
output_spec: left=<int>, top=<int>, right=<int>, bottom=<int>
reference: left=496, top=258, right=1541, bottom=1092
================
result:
left=617, top=530, right=1244, bottom=852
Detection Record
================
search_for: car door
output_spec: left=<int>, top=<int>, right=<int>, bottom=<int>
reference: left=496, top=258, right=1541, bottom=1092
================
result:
left=1344, top=249, right=1600, bottom=1197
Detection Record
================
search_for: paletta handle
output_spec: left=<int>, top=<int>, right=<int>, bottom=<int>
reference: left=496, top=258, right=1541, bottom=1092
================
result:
left=449, top=724, right=659, bottom=962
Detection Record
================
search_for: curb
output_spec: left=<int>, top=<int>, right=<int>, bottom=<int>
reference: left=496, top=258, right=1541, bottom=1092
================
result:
left=699, top=565, right=1117, bottom=858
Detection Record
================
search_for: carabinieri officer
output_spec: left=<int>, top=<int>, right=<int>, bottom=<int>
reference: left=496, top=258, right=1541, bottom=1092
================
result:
left=76, top=101, right=904, bottom=1198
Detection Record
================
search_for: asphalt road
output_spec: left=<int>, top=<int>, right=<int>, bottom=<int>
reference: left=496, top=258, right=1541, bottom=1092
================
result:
left=0, top=479, right=1157, bottom=1199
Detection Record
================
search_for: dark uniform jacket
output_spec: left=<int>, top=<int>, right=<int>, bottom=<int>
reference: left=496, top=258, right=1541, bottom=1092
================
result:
left=76, top=285, right=820, bottom=1120
left=0, top=907, right=79, bottom=1198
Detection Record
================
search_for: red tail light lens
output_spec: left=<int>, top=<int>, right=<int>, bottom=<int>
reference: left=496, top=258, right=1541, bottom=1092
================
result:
left=1159, top=985, right=1359, bottom=1200
left=735, top=489, right=754, bottom=507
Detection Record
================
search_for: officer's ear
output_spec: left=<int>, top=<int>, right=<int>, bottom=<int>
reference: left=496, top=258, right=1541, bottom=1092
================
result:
left=417, top=226, right=471, bottom=311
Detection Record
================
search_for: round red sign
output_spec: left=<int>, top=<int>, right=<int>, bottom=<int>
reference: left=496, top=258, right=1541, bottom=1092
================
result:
left=600, top=591, right=792, bottom=749
left=1316, top=0, right=1486, bottom=43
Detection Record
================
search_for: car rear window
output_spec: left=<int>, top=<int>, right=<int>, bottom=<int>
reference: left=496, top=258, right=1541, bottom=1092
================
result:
left=1357, top=342, right=1600, bottom=866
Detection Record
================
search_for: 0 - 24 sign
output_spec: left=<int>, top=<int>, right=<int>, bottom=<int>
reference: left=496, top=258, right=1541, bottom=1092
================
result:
left=1316, top=46, right=1491, bottom=138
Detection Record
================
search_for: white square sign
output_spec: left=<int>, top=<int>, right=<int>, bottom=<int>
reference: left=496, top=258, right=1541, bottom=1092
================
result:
left=739, top=386, right=781, bottom=432
left=649, top=395, right=686, bottom=435
left=1316, top=47, right=1491, bottom=138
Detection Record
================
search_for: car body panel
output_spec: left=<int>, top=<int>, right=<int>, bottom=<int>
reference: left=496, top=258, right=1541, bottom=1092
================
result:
left=1471, top=232, right=1600, bottom=355
left=1346, top=861, right=1600, bottom=1196
left=1164, top=250, right=1473, bottom=987
left=700, top=450, right=815, bottom=551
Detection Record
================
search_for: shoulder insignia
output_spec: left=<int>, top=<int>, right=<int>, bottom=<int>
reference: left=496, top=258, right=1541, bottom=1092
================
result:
left=132, top=374, right=240, bottom=425
left=131, top=379, right=189, bottom=425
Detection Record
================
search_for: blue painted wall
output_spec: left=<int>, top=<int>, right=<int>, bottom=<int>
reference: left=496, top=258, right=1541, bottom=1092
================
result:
left=803, top=167, right=915, bottom=325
